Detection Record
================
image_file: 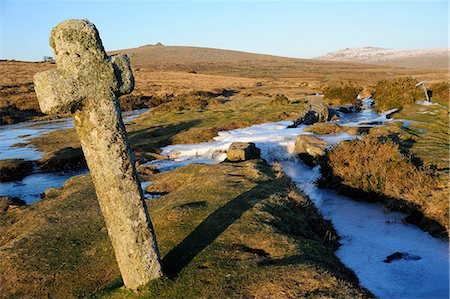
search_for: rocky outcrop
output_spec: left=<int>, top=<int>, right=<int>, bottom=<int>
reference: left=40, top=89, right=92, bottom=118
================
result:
left=227, top=142, right=261, bottom=162
left=337, top=105, right=362, bottom=114
left=0, top=159, right=33, bottom=182
left=38, top=147, right=86, bottom=172
left=294, top=135, right=329, bottom=166
left=291, top=99, right=329, bottom=127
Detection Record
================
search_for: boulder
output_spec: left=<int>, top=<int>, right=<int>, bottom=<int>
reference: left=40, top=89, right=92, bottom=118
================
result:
left=294, top=135, right=329, bottom=166
left=227, top=142, right=261, bottom=162
left=0, top=159, right=34, bottom=182
left=38, top=147, right=86, bottom=172
left=290, top=99, right=329, bottom=127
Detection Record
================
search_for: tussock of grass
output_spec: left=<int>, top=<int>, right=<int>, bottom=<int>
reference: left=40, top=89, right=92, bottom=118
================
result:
left=320, top=136, right=448, bottom=237
left=0, top=161, right=371, bottom=298
left=270, top=94, right=290, bottom=105
left=303, top=122, right=360, bottom=135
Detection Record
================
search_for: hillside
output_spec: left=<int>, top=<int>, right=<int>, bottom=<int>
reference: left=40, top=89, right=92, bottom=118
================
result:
left=315, top=47, right=449, bottom=70
left=1, top=45, right=448, bottom=125
left=111, top=45, right=446, bottom=81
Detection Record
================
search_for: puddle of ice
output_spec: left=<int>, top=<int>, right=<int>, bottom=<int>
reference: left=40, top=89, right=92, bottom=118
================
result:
left=0, top=109, right=149, bottom=203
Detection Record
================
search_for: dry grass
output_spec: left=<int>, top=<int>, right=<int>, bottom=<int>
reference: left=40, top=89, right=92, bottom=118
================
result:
left=1, top=44, right=448, bottom=124
left=320, top=136, right=448, bottom=237
left=112, top=45, right=448, bottom=84
left=304, top=123, right=360, bottom=135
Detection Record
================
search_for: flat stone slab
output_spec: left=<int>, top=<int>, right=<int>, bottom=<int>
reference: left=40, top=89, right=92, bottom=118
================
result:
left=227, top=142, right=261, bottom=162
left=295, top=135, right=329, bottom=157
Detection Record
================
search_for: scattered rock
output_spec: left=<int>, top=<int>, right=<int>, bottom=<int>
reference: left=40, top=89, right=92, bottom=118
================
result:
left=0, top=196, right=26, bottom=214
left=290, top=99, right=329, bottom=127
left=294, top=135, right=329, bottom=166
left=383, top=252, right=422, bottom=263
left=38, top=147, right=86, bottom=172
left=337, top=105, right=361, bottom=113
left=328, top=109, right=340, bottom=121
left=227, top=142, right=261, bottom=162
left=0, top=159, right=34, bottom=182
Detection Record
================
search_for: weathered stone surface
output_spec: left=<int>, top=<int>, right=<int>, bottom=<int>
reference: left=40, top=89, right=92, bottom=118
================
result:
left=0, top=159, right=33, bottom=182
left=38, top=147, right=86, bottom=171
left=227, top=142, right=261, bottom=162
left=33, top=19, right=162, bottom=289
left=294, top=135, right=329, bottom=166
left=291, top=98, right=329, bottom=127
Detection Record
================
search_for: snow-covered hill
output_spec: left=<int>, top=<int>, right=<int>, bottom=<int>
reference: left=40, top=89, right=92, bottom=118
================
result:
left=315, top=47, right=449, bottom=69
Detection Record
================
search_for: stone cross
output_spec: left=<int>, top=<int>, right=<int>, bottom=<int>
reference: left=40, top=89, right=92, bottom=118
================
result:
left=33, top=19, right=163, bottom=289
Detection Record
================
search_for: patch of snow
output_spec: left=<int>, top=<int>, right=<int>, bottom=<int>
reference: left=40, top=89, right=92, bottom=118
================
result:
left=316, top=47, right=448, bottom=63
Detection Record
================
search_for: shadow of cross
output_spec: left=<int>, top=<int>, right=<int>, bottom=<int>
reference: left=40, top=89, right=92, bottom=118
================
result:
left=33, top=19, right=162, bottom=289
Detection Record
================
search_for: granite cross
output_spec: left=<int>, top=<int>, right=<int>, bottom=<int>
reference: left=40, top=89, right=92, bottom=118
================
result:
left=33, top=19, right=163, bottom=289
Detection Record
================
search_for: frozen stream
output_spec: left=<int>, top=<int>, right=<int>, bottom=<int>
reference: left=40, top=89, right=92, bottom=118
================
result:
left=0, top=109, right=147, bottom=203
left=0, top=101, right=448, bottom=297
left=145, top=100, right=448, bottom=299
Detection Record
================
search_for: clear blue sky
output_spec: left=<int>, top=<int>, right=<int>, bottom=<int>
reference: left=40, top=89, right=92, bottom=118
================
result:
left=1, top=0, right=448, bottom=61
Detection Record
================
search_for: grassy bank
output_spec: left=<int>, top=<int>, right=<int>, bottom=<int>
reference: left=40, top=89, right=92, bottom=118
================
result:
left=0, top=160, right=371, bottom=298
left=320, top=99, right=449, bottom=237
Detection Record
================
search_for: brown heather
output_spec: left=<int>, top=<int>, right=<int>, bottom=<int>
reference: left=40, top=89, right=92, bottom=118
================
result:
left=320, top=136, right=448, bottom=237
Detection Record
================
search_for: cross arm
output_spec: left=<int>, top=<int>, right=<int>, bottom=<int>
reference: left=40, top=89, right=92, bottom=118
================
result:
left=110, top=54, right=134, bottom=96
left=34, top=70, right=83, bottom=115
